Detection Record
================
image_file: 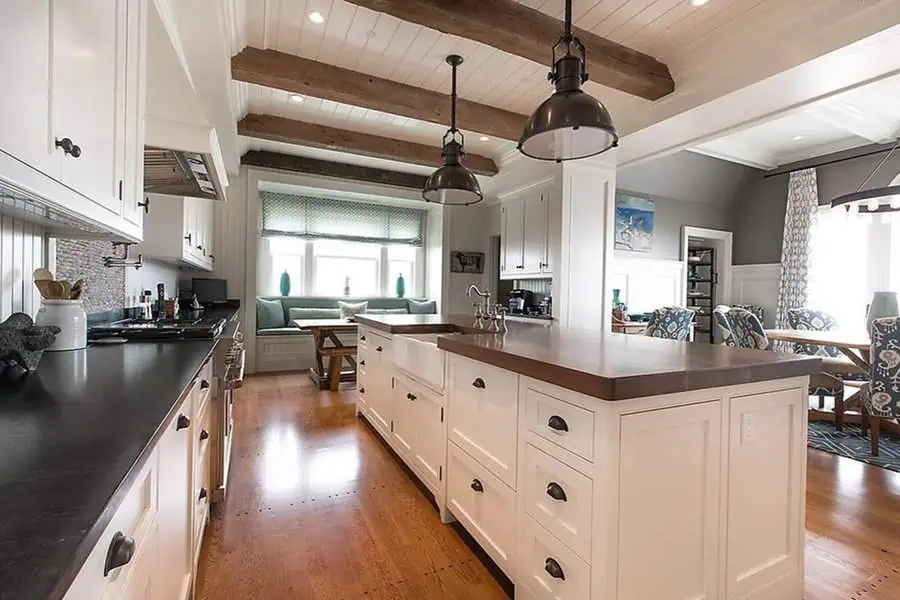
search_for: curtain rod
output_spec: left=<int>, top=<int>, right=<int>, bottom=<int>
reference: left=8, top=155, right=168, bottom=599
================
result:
left=762, top=145, right=895, bottom=179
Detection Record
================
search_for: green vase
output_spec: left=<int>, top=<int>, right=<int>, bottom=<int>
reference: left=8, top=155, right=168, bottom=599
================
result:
left=396, top=273, right=406, bottom=298
left=279, top=270, right=291, bottom=296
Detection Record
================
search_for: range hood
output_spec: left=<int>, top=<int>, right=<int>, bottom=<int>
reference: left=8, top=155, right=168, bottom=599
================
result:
left=144, top=146, right=225, bottom=201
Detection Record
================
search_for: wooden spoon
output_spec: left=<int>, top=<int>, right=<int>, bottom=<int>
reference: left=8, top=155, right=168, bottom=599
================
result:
left=58, top=280, right=72, bottom=300
left=47, top=281, right=67, bottom=300
left=34, top=280, right=54, bottom=299
left=33, top=267, right=54, bottom=281
left=70, top=279, right=84, bottom=300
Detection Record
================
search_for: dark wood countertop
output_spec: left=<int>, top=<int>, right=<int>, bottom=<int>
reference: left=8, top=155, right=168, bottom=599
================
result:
left=354, top=314, right=821, bottom=400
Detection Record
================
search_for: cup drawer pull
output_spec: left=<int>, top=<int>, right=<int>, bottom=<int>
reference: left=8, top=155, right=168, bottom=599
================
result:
left=544, top=557, right=566, bottom=580
left=546, top=482, right=567, bottom=502
left=104, top=532, right=135, bottom=576
left=547, top=415, right=568, bottom=432
left=470, top=478, right=484, bottom=493
left=471, top=377, right=486, bottom=389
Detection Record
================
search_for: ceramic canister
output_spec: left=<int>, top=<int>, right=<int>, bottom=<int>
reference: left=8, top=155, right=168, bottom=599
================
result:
left=35, top=299, right=88, bottom=351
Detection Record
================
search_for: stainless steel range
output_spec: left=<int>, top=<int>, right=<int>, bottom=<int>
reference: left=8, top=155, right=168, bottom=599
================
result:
left=88, top=317, right=226, bottom=341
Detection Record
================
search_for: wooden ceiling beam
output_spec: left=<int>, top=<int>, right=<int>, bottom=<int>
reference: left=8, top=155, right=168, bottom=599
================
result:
left=238, top=113, right=498, bottom=176
left=232, top=47, right=526, bottom=141
left=241, top=150, right=429, bottom=190
left=343, top=0, right=674, bottom=101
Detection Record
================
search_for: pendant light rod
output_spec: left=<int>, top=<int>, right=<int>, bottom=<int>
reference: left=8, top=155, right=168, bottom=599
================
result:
left=448, top=55, right=461, bottom=132
left=564, top=0, right=572, bottom=37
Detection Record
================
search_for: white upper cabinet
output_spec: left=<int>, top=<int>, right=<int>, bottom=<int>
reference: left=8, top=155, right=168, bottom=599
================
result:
left=0, top=0, right=147, bottom=241
left=136, top=194, right=215, bottom=271
left=500, top=184, right=559, bottom=280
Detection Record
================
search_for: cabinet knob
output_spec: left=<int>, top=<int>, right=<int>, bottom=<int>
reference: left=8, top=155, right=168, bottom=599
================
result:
left=375, top=346, right=383, bottom=352
left=196, top=244, right=203, bottom=250
left=201, top=379, right=210, bottom=390
left=359, top=386, right=365, bottom=394
left=198, top=487, right=208, bottom=501
left=547, top=415, right=568, bottom=432
left=546, top=482, right=567, bottom=502
left=544, top=557, right=566, bottom=580
left=200, top=429, right=209, bottom=441
left=360, top=335, right=366, bottom=341
left=360, top=359, right=366, bottom=366
left=471, top=377, right=486, bottom=389
left=184, top=233, right=192, bottom=244
left=137, top=197, right=150, bottom=214
left=55, top=137, right=82, bottom=158
left=104, top=532, right=135, bottom=576
left=516, top=265, right=524, bottom=269
left=406, top=392, right=417, bottom=401
left=470, top=478, right=484, bottom=493
left=176, top=414, right=191, bottom=430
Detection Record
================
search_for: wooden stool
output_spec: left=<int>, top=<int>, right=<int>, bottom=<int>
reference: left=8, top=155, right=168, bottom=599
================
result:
left=320, top=345, right=358, bottom=392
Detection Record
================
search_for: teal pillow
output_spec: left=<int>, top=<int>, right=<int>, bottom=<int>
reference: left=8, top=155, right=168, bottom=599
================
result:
left=287, top=307, right=342, bottom=321
left=257, top=298, right=285, bottom=330
left=408, top=299, right=436, bottom=314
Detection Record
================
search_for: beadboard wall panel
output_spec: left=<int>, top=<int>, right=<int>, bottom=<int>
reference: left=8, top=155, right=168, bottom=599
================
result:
left=0, top=215, right=45, bottom=321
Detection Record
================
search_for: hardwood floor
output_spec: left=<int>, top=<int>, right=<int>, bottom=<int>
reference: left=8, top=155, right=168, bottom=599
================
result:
left=196, top=373, right=900, bottom=600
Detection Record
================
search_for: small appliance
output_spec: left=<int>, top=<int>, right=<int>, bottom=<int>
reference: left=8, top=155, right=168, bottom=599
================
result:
left=192, top=278, right=228, bottom=305
left=508, top=289, right=534, bottom=314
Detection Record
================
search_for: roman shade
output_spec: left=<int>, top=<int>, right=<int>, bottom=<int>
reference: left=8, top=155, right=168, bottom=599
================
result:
left=261, top=192, right=425, bottom=246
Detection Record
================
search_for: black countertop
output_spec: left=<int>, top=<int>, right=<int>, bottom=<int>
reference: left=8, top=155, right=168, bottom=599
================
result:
left=0, top=305, right=238, bottom=600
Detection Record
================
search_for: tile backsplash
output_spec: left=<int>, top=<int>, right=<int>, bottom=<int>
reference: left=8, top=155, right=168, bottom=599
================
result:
left=55, top=239, right=125, bottom=313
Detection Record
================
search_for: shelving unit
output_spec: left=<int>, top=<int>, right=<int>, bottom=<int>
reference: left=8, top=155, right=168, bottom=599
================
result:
left=686, top=247, right=717, bottom=343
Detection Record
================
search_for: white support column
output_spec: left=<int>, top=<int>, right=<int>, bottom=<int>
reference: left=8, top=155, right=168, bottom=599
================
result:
left=554, top=154, right=617, bottom=331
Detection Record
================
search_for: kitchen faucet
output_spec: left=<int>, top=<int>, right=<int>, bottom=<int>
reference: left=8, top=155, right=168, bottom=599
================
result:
left=465, top=284, right=492, bottom=329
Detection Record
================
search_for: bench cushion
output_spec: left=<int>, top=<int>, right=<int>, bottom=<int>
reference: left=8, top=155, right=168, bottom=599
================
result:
left=257, top=327, right=305, bottom=336
left=288, top=307, right=342, bottom=321
left=408, top=299, right=436, bottom=314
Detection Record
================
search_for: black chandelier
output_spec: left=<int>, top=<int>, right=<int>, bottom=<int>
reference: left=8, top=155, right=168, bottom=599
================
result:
left=830, top=138, right=900, bottom=216
left=422, top=55, right=483, bottom=206
left=518, top=0, right=618, bottom=162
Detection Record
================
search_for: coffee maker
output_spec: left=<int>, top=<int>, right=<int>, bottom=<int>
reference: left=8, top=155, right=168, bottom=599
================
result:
left=508, top=289, right=534, bottom=315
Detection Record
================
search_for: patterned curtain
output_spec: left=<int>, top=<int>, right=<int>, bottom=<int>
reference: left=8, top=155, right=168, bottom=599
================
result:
left=774, top=168, right=819, bottom=351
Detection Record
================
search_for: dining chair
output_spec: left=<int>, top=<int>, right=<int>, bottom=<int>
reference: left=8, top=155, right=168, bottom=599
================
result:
left=644, top=306, right=696, bottom=341
left=861, top=316, right=900, bottom=457
left=714, top=306, right=769, bottom=350
left=787, top=308, right=844, bottom=413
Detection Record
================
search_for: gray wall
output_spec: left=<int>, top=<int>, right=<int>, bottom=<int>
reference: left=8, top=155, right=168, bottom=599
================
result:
left=732, top=145, right=900, bottom=265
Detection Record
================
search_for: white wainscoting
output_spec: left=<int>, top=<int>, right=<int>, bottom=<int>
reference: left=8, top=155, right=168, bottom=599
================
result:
left=731, top=263, right=781, bottom=328
left=610, top=254, right=686, bottom=314
left=0, top=215, right=45, bottom=321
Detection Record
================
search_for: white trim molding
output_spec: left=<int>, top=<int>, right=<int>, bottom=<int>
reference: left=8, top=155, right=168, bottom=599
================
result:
left=731, top=263, right=782, bottom=328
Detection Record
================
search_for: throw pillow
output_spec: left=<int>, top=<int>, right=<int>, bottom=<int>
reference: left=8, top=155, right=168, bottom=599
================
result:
left=256, top=298, right=285, bottom=330
left=339, top=300, right=368, bottom=319
left=287, top=307, right=342, bottom=322
left=367, top=308, right=409, bottom=315
left=408, top=299, right=436, bottom=315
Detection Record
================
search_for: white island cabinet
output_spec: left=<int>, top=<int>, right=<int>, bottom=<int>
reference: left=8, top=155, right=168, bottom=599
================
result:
left=354, top=315, right=814, bottom=600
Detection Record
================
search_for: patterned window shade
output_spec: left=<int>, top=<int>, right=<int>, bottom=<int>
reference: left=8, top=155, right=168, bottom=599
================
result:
left=261, top=192, right=425, bottom=246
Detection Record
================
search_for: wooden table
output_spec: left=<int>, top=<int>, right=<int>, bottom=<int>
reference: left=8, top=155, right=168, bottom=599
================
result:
left=612, top=320, right=648, bottom=335
left=292, top=319, right=358, bottom=391
left=763, top=329, right=893, bottom=431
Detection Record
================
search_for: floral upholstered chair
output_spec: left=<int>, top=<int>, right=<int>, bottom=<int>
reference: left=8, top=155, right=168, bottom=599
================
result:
left=644, top=306, right=696, bottom=341
left=862, top=317, right=900, bottom=456
left=713, top=306, right=769, bottom=350
left=787, top=308, right=844, bottom=413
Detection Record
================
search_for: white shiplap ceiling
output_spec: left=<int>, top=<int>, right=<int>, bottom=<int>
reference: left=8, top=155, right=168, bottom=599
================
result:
left=227, top=0, right=900, bottom=171
left=691, top=74, right=900, bottom=169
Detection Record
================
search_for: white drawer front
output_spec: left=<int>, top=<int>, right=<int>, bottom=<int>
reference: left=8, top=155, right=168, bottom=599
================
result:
left=524, top=444, right=593, bottom=562
left=448, top=356, right=519, bottom=488
left=64, top=449, right=159, bottom=600
left=520, top=515, right=591, bottom=600
left=447, top=442, right=516, bottom=577
left=526, top=387, right=595, bottom=462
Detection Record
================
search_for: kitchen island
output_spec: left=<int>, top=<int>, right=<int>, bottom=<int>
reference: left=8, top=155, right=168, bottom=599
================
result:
left=354, top=313, right=820, bottom=600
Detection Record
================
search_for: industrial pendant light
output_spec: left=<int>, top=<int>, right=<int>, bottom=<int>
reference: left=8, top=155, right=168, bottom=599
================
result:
left=518, top=0, right=618, bottom=162
left=830, top=138, right=900, bottom=217
left=423, top=55, right=483, bottom=206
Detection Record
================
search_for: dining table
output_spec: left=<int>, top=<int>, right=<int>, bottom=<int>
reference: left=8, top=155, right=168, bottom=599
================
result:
left=291, top=318, right=358, bottom=391
left=763, top=328, right=893, bottom=431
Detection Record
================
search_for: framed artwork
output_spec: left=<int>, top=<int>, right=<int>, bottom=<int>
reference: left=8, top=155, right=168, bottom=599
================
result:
left=450, top=251, right=485, bottom=273
left=614, top=195, right=655, bottom=253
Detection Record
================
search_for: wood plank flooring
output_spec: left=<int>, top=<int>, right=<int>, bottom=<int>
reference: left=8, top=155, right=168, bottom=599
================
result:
left=196, top=373, right=900, bottom=600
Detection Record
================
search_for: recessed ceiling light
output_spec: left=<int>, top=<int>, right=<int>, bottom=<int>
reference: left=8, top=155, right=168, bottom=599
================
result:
left=792, top=135, right=804, bottom=141
left=308, top=11, right=325, bottom=24
left=690, top=0, right=709, bottom=6
left=289, top=94, right=304, bottom=104
left=479, top=136, right=490, bottom=142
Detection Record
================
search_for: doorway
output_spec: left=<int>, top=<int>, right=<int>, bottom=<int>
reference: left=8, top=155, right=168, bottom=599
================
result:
left=681, top=227, right=733, bottom=344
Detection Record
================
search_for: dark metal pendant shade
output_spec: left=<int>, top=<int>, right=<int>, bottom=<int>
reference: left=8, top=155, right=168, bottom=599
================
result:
left=518, top=0, right=618, bottom=162
left=830, top=138, right=900, bottom=215
left=423, top=55, right=483, bottom=206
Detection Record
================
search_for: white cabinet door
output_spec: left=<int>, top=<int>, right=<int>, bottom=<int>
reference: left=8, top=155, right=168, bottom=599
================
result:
left=522, top=193, right=546, bottom=275
left=542, top=188, right=560, bottom=275
left=118, top=523, right=159, bottom=600
left=617, top=401, right=722, bottom=600
left=726, top=388, right=805, bottom=600
left=157, top=405, right=193, bottom=600
left=121, top=0, right=147, bottom=229
left=50, top=0, right=125, bottom=215
left=392, top=377, right=416, bottom=459
left=182, top=198, right=196, bottom=259
left=411, top=384, right=445, bottom=491
left=0, top=1, right=58, bottom=177
left=366, top=337, right=393, bottom=436
left=501, top=198, right=525, bottom=278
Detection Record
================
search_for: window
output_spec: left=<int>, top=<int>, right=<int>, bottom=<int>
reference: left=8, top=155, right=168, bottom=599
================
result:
left=258, top=194, right=427, bottom=298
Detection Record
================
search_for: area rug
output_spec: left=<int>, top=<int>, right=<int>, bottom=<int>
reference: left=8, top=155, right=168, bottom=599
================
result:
left=808, top=421, right=900, bottom=473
